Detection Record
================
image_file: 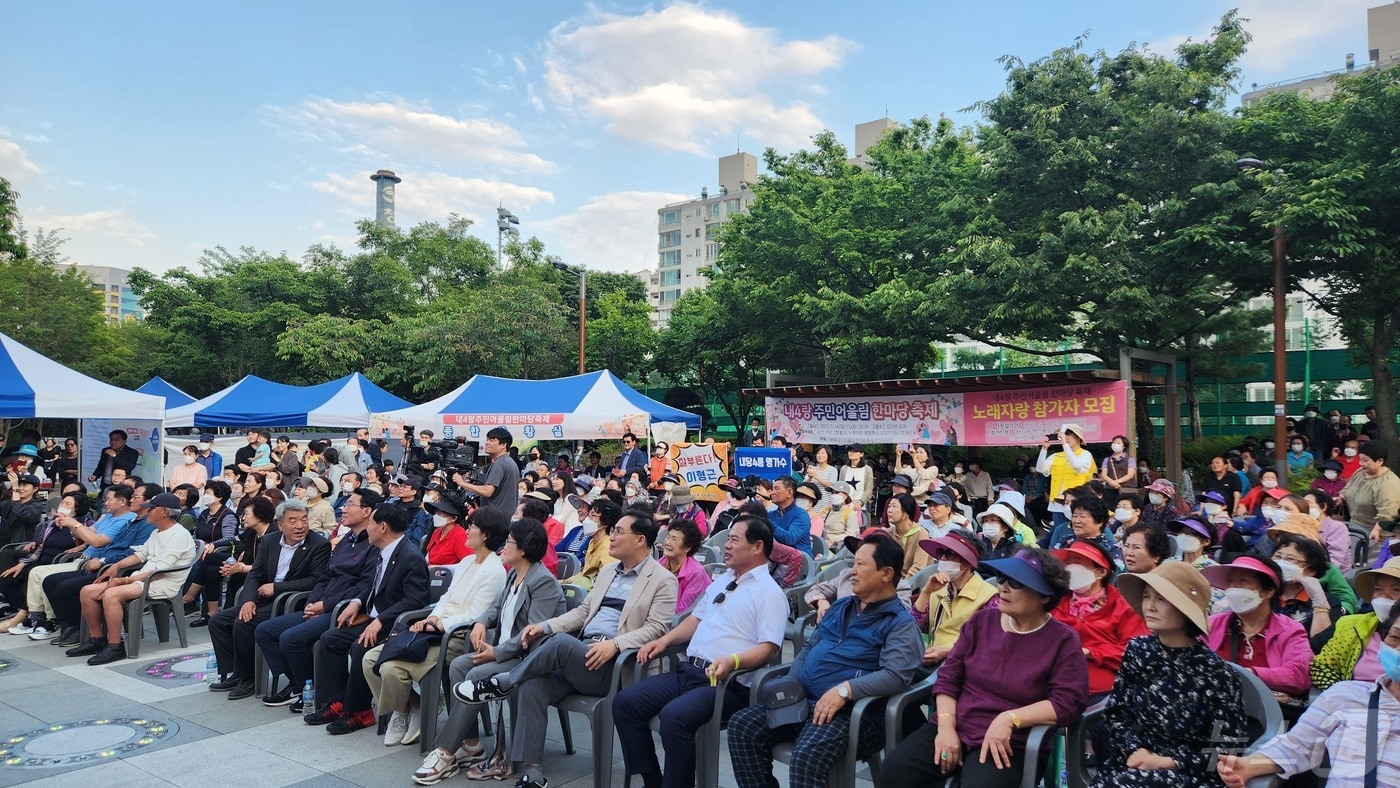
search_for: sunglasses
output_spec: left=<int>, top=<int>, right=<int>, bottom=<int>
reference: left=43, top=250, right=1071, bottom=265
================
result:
left=996, top=574, right=1025, bottom=591
left=713, top=580, right=740, bottom=605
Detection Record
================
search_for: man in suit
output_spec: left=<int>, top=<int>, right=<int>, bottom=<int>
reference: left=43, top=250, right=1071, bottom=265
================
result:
left=255, top=488, right=383, bottom=711
left=307, top=503, right=430, bottom=734
left=454, top=507, right=676, bottom=784
left=615, top=432, right=648, bottom=482
left=86, top=429, right=141, bottom=488
left=209, top=498, right=330, bottom=700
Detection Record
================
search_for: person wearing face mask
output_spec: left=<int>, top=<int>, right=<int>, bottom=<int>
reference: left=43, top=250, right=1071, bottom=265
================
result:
left=1235, top=468, right=1282, bottom=517
left=1268, top=534, right=1342, bottom=647
left=0, top=492, right=85, bottom=632
left=1203, top=555, right=1313, bottom=704
left=1264, top=512, right=1360, bottom=620
left=1195, top=490, right=1248, bottom=555
left=1312, top=557, right=1400, bottom=691
left=1293, top=404, right=1329, bottom=465
left=1285, top=436, right=1315, bottom=474
left=1036, top=425, right=1096, bottom=544
left=1304, top=490, right=1352, bottom=571
left=182, top=480, right=240, bottom=624
left=976, top=503, right=1022, bottom=561
left=646, top=441, right=670, bottom=498
left=650, top=472, right=680, bottom=520
left=1050, top=540, right=1148, bottom=700
left=1098, top=435, right=1136, bottom=502
left=1218, top=606, right=1400, bottom=788
left=1138, top=478, right=1182, bottom=529
left=913, top=529, right=997, bottom=666
left=1108, top=493, right=1141, bottom=534
left=332, top=471, right=362, bottom=521
left=820, top=482, right=861, bottom=549
left=555, top=494, right=598, bottom=563
left=1308, top=461, right=1346, bottom=503
left=794, top=482, right=824, bottom=544
left=295, top=475, right=337, bottom=537
left=710, top=477, right=746, bottom=534
left=422, top=493, right=471, bottom=567
left=562, top=495, right=622, bottom=590
left=169, top=445, right=209, bottom=490
left=1333, top=439, right=1363, bottom=480
left=1166, top=517, right=1227, bottom=611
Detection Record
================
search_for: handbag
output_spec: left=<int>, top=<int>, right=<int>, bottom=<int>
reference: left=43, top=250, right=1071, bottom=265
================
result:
left=372, top=619, right=440, bottom=675
left=760, top=675, right=810, bottom=728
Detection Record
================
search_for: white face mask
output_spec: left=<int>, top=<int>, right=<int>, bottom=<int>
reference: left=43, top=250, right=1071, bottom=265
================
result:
left=1372, top=597, right=1395, bottom=622
left=662, top=481, right=676, bottom=492
left=796, top=498, right=813, bottom=511
left=1265, top=508, right=1288, bottom=524
left=831, top=497, right=846, bottom=509
left=1148, top=493, right=1166, bottom=506
left=1066, top=564, right=1098, bottom=592
left=1111, top=442, right=1124, bottom=453
left=183, top=455, right=196, bottom=465
left=432, top=514, right=448, bottom=529
left=1173, top=533, right=1202, bottom=555
left=953, top=466, right=964, bottom=474
left=1260, top=506, right=1278, bottom=521
left=1203, top=502, right=1223, bottom=516
left=981, top=521, right=1002, bottom=539
left=936, top=559, right=963, bottom=575
left=1263, top=441, right=1274, bottom=450
left=1278, top=561, right=1303, bottom=583
left=1309, top=507, right=1322, bottom=519
left=341, top=482, right=354, bottom=493
left=1224, top=587, right=1263, bottom=615
left=57, top=506, right=73, bottom=517
left=197, top=442, right=210, bottom=451
left=1114, top=508, right=1133, bottom=522
left=424, top=493, right=440, bottom=504
left=1324, top=470, right=1339, bottom=480
left=1291, top=444, right=1304, bottom=453
left=1261, top=479, right=1278, bottom=489
left=1345, top=448, right=1358, bottom=457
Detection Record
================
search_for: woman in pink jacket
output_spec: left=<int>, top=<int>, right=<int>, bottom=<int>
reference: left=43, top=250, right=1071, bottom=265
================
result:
left=1203, top=554, right=1313, bottom=703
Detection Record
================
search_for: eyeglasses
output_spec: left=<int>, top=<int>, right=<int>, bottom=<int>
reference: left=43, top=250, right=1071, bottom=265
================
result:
left=713, top=580, right=740, bottom=605
left=996, top=574, right=1025, bottom=591
left=610, top=527, right=639, bottom=537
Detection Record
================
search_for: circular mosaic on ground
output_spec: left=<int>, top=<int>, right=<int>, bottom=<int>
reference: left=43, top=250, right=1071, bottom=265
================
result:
left=0, top=657, right=13, bottom=675
left=0, top=718, right=179, bottom=769
left=141, top=651, right=215, bottom=681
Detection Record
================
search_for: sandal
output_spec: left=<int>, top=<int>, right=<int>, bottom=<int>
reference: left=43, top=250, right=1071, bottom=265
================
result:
left=464, top=761, right=515, bottom=781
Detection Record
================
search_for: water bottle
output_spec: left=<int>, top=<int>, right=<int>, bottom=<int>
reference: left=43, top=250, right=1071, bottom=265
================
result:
left=204, top=652, right=218, bottom=683
left=302, top=680, right=315, bottom=710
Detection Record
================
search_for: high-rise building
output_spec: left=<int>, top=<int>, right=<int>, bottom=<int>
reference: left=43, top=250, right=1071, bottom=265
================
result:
left=645, top=119, right=899, bottom=328
left=1241, top=2, right=1400, bottom=106
left=68, top=265, right=144, bottom=322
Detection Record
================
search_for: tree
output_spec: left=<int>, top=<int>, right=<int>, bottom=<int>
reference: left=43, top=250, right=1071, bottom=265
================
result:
left=354, top=215, right=495, bottom=301
left=1235, top=65, right=1400, bottom=460
left=585, top=289, right=655, bottom=383
left=655, top=283, right=771, bottom=434
left=0, top=178, right=27, bottom=262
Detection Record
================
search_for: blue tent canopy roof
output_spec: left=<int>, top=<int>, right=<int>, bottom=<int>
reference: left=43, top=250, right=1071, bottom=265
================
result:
left=136, top=376, right=196, bottom=408
left=166, top=373, right=411, bottom=428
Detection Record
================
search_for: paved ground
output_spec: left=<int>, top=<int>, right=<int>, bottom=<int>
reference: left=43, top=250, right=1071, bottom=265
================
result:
left=0, top=618, right=876, bottom=787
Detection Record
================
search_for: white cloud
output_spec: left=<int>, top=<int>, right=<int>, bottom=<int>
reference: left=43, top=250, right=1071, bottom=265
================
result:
left=266, top=97, right=555, bottom=172
left=312, top=170, right=554, bottom=230
left=543, top=3, right=856, bottom=154
left=25, top=208, right=158, bottom=247
left=0, top=136, right=41, bottom=179
left=1148, top=0, right=1376, bottom=75
left=536, top=190, right=689, bottom=273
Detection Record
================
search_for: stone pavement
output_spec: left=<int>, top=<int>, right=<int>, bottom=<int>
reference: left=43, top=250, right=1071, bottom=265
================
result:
left=0, top=617, right=878, bottom=787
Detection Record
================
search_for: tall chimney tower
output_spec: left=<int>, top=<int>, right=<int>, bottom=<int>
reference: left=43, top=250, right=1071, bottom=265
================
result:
left=369, top=169, right=402, bottom=226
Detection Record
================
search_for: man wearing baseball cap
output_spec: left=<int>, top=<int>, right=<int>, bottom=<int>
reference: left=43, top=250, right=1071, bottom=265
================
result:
left=67, top=492, right=198, bottom=665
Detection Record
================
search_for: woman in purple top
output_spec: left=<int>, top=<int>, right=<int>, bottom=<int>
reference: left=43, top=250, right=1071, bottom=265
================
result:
left=880, top=546, right=1089, bottom=787
left=660, top=517, right=709, bottom=614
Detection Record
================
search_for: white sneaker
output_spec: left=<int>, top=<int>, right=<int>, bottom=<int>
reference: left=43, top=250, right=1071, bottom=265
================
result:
left=27, top=624, right=54, bottom=641
left=412, top=748, right=461, bottom=785
left=402, top=707, right=422, bottom=745
left=9, top=621, right=35, bottom=635
left=384, top=710, right=408, bottom=747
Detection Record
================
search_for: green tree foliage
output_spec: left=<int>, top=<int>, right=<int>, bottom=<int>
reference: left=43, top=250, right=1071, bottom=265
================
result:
left=655, top=282, right=770, bottom=433
left=585, top=289, right=656, bottom=383
left=1235, top=65, right=1400, bottom=457
left=0, top=178, right=27, bottom=261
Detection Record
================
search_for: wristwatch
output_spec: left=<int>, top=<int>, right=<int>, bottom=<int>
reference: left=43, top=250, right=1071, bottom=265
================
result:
left=837, top=682, right=851, bottom=700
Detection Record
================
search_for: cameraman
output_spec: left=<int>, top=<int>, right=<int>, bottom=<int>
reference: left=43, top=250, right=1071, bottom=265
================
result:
left=402, top=428, right=439, bottom=477
left=452, top=427, right=519, bottom=516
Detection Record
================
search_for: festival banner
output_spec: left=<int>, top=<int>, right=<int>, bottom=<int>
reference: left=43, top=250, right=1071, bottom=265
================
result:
left=961, top=381, right=1129, bottom=446
left=666, top=442, right=730, bottom=502
left=371, top=412, right=650, bottom=443
left=764, top=394, right=964, bottom=446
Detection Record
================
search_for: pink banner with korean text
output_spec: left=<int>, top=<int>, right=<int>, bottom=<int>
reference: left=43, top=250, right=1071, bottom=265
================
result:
left=764, top=394, right=964, bottom=447
left=961, top=381, right=1129, bottom=446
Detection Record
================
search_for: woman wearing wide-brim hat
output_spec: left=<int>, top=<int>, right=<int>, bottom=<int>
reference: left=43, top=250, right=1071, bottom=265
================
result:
left=1090, top=563, right=1249, bottom=787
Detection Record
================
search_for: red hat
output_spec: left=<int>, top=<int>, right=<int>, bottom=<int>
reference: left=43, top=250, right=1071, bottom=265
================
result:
left=1052, top=541, right=1112, bottom=571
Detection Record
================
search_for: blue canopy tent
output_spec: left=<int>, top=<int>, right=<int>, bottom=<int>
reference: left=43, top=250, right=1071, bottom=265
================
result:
left=371, top=370, right=700, bottom=441
left=0, top=331, right=164, bottom=420
left=136, top=376, right=195, bottom=409
left=165, top=373, right=410, bottom=428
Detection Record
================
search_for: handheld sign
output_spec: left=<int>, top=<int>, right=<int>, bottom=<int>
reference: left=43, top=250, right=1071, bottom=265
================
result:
left=733, top=447, right=793, bottom=481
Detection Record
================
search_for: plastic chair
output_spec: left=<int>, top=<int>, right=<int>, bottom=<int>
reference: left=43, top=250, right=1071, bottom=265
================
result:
left=908, top=564, right=938, bottom=592
left=812, top=538, right=830, bottom=563
left=428, top=565, right=454, bottom=603
left=782, top=584, right=816, bottom=655
left=392, top=606, right=462, bottom=754
left=705, top=563, right=728, bottom=580
left=122, top=563, right=195, bottom=658
left=703, top=529, right=729, bottom=549
left=750, top=663, right=885, bottom=788
left=1064, top=663, right=1282, bottom=788
left=695, top=544, right=721, bottom=565
left=797, top=551, right=817, bottom=584
left=815, top=558, right=851, bottom=585
left=554, top=648, right=639, bottom=788
left=561, top=583, right=588, bottom=611
left=555, top=552, right=580, bottom=581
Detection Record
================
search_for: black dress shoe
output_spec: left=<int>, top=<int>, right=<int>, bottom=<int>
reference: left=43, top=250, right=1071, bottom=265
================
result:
left=52, top=626, right=80, bottom=647
left=209, top=677, right=241, bottom=692
left=87, top=642, right=126, bottom=665
left=228, top=680, right=256, bottom=700
left=189, top=615, right=211, bottom=628
left=65, top=638, right=106, bottom=657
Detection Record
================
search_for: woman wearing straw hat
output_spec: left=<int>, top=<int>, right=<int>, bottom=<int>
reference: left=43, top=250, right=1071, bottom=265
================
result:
left=1311, top=556, right=1400, bottom=691
left=1094, top=563, right=1248, bottom=787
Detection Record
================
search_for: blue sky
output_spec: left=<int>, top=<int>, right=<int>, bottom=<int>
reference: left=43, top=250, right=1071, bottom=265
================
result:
left=1, top=0, right=1380, bottom=278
